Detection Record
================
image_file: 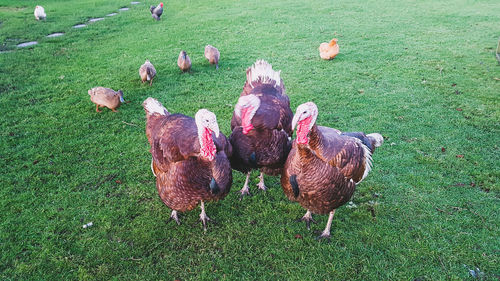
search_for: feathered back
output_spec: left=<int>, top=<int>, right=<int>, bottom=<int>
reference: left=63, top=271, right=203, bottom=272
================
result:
left=241, top=60, right=285, bottom=96
left=204, top=45, right=220, bottom=67
left=88, top=87, right=124, bottom=110
left=143, top=97, right=169, bottom=146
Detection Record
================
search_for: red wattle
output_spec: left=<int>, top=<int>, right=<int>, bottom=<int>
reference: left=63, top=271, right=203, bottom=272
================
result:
left=200, top=128, right=216, bottom=161
left=241, top=106, right=254, bottom=135
left=242, top=124, right=253, bottom=135
left=296, top=117, right=312, bottom=144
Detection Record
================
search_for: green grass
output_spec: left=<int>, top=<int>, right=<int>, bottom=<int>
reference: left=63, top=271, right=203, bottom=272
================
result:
left=1, top=0, right=499, bottom=279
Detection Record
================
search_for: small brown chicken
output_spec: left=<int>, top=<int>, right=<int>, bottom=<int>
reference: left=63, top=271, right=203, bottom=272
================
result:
left=88, top=87, right=124, bottom=112
left=177, top=50, right=191, bottom=72
left=204, top=45, right=220, bottom=69
left=319, top=38, right=339, bottom=60
left=139, top=60, right=157, bottom=85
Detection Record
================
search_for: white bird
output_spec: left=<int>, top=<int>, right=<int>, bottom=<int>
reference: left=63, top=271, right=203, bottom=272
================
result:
left=34, top=6, right=46, bottom=20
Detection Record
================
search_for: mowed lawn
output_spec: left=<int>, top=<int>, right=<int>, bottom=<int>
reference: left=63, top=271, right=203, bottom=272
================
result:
left=1, top=0, right=499, bottom=279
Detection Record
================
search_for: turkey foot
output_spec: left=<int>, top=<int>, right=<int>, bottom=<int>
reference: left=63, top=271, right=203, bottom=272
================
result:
left=238, top=171, right=252, bottom=200
left=316, top=231, right=331, bottom=241
left=199, top=201, right=213, bottom=232
left=316, top=210, right=335, bottom=241
left=256, top=172, right=267, bottom=191
left=168, top=210, right=180, bottom=225
left=297, top=210, right=316, bottom=230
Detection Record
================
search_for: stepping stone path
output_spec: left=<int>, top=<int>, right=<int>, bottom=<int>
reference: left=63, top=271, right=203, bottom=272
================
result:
left=17, top=41, right=38, bottom=48
left=7, top=3, right=140, bottom=52
left=89, top=18, right=105, bottom=22
left=46, top=33, right=64, bottom=38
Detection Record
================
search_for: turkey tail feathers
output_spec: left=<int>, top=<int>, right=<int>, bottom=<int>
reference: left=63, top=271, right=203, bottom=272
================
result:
left=246, top=60, right=281, bottom=88
left=143, top=97, right=168, bottom=116
left=367, top=133, right=384, bottom=148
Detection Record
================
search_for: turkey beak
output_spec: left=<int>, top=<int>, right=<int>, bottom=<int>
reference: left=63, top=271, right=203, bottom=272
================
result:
left=291, top=113, right=301, bottom=132
left=210, top=122, right=220, bottom=138
left=234, top=104, right=241, bottom=118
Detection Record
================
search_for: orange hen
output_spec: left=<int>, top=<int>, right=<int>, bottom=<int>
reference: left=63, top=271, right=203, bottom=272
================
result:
left=319, top=38, right=339, bottom=60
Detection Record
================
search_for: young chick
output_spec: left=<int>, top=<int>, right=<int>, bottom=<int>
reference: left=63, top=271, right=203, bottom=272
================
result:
left=177, top=50, right=192, bottom=72
left=139, top=60, right=157, bottom=85
left=34, top=6, right=46, bottom=20
left=204, top=45, right=220, bottom=69
left=88, top=87, right=124, bottom=112
left=319, top=38, right=339, bottom=60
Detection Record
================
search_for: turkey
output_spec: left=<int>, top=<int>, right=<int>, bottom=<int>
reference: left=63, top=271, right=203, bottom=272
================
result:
left=281, top=102, right=383, bottom=239
left=34, top=6, right=46, bottom=20
left=143, top=98, right=232, bottom=231
left=229, top=60, right=293, bottom=199
left=150, top=3, right=164, bottom=20
left=139, top=60, right=156, bottom=85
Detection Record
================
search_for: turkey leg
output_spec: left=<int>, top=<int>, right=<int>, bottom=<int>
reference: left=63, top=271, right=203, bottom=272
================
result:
left=169, top=210, right=180, bottom=225
left=257, top=172, right=267, bottom=191
left=199, top=201, right=212, bottom=232
left=318, top=210, right=336, bottom=240
left=298, top=209, right=317, bottom=230
left=238, top=171, right=251, bottom=200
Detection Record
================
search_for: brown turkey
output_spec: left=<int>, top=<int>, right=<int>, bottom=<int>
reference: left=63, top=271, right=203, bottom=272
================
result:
left=143, top=97, right=233, bottom=231
left=281, top=102, right=383, bottom=239
left=229, top=60, right=293, bottom=199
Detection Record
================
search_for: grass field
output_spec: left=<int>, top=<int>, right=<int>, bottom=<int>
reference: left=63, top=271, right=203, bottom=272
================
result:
left=1, top=0, right=499, bottom=279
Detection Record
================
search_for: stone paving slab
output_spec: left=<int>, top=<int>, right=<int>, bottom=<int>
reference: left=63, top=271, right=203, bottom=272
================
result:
left=47, top=33, right=64, bottom=38
left=17, top=41, right=38, bottom=48
left=89, top=18, right=105, bottom=23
